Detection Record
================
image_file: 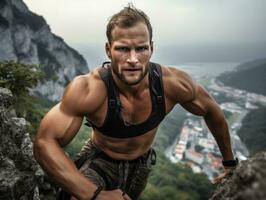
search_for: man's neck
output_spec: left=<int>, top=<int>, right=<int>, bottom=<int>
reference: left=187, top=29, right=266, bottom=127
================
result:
left=111, top=71, right=149, bottom=99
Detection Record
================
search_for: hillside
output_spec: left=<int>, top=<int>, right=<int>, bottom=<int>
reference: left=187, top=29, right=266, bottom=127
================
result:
left=237, top=107, right=266, bottom=155
left=139, top=106, right=214, bottom=200
left=0, top=87, right=214, bottom=200
left=0, top=0, right=88, bottom=101
left=217, top=58, right=266, bottom=95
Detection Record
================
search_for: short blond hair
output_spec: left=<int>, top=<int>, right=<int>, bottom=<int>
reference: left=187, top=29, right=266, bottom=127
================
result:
left=106, top=4, right=153, bottom=44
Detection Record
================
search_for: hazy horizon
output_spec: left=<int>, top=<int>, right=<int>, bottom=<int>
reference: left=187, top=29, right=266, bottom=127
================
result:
left=24, top=0, right=266, bottom=67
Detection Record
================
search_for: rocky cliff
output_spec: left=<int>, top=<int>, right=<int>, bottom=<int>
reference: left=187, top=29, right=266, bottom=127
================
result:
left=0, top=87, right=55, bottom=200
left=0, top=0, right=89, bottom=101
left=210, top=151, right=266, bottom=200
left=1, top=88, right=266, bottom=199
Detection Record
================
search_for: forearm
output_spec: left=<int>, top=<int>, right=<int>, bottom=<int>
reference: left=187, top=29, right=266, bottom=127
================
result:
left=204, top=109, right=234, bottom=160
left=34, top=138, right=97, bottom=200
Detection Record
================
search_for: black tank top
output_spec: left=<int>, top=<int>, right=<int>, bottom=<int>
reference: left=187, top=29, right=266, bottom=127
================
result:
left=85, top=62, right=166, bottom=138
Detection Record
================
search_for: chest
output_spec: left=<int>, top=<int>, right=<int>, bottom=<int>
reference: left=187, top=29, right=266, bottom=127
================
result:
left=119, top=91, right=152, bottom=124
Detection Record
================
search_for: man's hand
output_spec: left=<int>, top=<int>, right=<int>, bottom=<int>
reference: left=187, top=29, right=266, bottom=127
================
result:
left=212, top=167, right=235, bottom=184
left=70, top=189, right=131, bottom=200
left=98, top=189, right=132, bottom=200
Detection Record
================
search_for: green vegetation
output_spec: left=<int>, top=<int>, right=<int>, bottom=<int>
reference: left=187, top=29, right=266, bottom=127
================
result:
left=153, top=106, right=186, bottom=152
left=64, top=122, right=92, bottom=158
left=141, top=155, right=213, bottom=200
left=226, top=112, right=241, bottom=126
left=198, top=77, right=212, bottom=86
left=0, top=61, right=52, bottom=136
left=0, top=60, right=214, bottom=199
left=223, top=110, right=233, bottom=120
left=195, top=144, right=204, bottom=153
left=237, top=107, right=266, bottom=155
left=139, top=106, right=214, bottom=200
left=217, top=58, right=266, bottom=95
left=216, top=58, right=266, bottom=156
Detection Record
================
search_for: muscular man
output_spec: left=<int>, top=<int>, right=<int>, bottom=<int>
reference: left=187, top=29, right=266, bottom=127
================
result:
left=34, top=5, right=237, bottom=200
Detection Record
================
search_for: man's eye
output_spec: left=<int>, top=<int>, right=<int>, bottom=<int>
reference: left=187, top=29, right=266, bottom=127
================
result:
left=117, top=47, right=129, bottom=52
left=136, top=47, right=148, bottom=52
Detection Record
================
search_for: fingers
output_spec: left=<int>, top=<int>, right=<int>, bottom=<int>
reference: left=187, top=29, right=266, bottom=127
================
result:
left=212, top=172, right=226, bottom=184
left=122, top=193, right=132, bottom=200
left=98, top=189, right=131, bottom=200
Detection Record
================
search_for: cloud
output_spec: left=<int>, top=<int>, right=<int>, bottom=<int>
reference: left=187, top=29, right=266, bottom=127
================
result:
left=24, top=0, right=266, bottom=63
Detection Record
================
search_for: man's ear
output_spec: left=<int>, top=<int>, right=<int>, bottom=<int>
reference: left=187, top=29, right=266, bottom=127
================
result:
left=105, top=42, right=111, bottom=59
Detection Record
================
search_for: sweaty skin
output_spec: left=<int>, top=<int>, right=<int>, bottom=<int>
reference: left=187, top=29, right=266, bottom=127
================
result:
left=34, top=22, right=234, bottom=200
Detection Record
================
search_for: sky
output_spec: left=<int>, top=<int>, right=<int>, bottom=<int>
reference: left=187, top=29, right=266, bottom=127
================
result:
left=24, top=0, right=266, bottom=67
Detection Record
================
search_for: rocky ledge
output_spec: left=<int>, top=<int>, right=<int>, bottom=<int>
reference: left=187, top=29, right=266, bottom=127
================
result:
left=210, top=151, right=266, bottom=200
left=0, top=87, right=55, bottom=200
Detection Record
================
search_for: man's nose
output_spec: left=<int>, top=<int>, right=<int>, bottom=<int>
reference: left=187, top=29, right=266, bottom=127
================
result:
left=126, top=50, right=138, bottom=63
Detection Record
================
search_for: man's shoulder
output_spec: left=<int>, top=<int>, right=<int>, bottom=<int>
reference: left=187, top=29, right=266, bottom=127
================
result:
left=61, top=67, right=107, bottom=115
left=161, top=65, right=196, bottom=104
left=68, top=67, right=106, bottom=92
left=160, top=65, right=190, bottom=80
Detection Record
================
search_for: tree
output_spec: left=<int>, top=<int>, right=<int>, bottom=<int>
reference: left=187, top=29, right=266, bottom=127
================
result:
left=0, top=60, right=46, bottom=136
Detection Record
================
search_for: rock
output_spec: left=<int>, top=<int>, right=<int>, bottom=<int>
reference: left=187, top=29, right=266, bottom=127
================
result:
left=210, top=151, right=266, bottom=200
left=0, top=87, right=56, bottom=200
left=0, top=0, right=89, bottom=101
left=0, top=87, right=13, bottom=108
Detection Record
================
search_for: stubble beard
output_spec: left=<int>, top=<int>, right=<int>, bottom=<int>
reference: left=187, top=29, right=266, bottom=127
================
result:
left=112, top=64, right=149, bottom=86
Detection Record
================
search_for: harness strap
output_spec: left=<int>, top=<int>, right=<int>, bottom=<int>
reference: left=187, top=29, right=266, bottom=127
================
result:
left=151, top=62, right=165, bottom=106
left=98, top=66, right=121, bottom=112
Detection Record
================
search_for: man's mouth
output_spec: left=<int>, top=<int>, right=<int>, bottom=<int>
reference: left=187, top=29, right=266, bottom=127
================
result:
left=124, top=68, right=141, bottom=71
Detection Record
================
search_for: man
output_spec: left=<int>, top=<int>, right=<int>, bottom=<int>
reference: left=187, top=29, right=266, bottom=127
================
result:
left=34, top=5, right=238, bottom=200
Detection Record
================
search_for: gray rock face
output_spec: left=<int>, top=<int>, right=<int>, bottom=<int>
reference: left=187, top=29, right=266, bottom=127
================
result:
left=0, top=87, right=55, bottom=200
left=0, top=0, right=89, bottom=101
left=210, top=151, right=266, bottom=200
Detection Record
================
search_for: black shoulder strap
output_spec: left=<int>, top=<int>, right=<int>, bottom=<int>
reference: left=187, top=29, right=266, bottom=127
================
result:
left=98, top=64, right=121, bottom=112
left=150, top=62, right=165, bottom=105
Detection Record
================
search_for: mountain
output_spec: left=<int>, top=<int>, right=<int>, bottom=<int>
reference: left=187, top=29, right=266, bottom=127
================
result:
left=0, top=0, right=88, bottom=101
left=217, top=58, right=266, bottom=95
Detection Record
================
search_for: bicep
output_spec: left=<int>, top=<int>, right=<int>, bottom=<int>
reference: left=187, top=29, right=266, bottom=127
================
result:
left=180, top=84, right=219, bottom=117
left=36, top=103, right=83, bottom=146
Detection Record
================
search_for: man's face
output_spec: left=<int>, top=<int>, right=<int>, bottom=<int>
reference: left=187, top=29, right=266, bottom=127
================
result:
left=106, top=22, right=153, bottom=86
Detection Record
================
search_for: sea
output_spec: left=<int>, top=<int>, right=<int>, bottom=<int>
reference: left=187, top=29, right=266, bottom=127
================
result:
left=172, top=62, right=240, bottom=79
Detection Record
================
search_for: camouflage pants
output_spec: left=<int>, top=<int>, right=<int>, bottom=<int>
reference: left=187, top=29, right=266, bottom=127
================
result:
left=57, top=139, right=156, bottom=200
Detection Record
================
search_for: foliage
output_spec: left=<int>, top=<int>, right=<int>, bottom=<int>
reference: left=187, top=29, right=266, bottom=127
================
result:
left=153, top=106, right=187, bottom=152
left=140, top=155, right=213, bottom=200
left=0, top=60, right=48, bottom=136
left=64, top=123, right=92, bottom=159
left=217, top=59, right=266, bottom=95
left=139, top=106, right=214, bottom=200
left=223, top=110, right=233, bottom=119
left=195, top=145, right=204, bottom=153
left=237, top=106, right=266, bottom=155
